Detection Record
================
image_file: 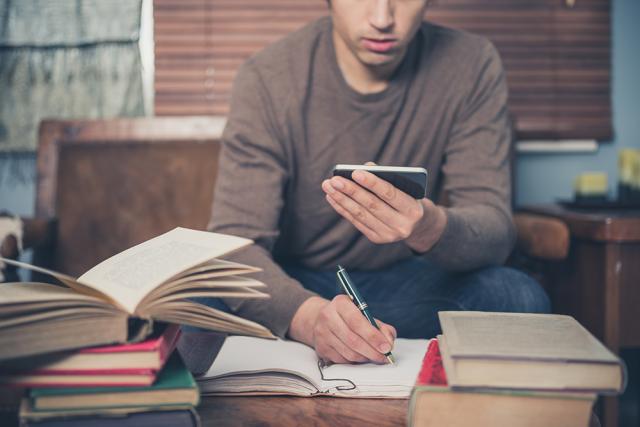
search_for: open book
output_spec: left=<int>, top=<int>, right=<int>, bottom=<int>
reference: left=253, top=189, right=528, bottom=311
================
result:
left=197, top=336, right=430, bottom=398
left=0, top=227, right=274, bottom=361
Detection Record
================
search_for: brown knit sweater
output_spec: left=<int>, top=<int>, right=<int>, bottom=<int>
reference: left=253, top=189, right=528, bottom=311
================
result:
left=208, top=17, right=515, bottom=338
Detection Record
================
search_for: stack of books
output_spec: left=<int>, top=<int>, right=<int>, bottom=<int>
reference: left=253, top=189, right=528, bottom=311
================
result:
left=12, top=326, right=200, bottom=426
left=0, top=227, right=276, bottom=426
left=409, top=312, right=627, bottom=427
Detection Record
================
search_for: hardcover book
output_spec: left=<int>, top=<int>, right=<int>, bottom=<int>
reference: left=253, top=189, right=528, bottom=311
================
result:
left=20, top=408, right=200, bottom=427
left=28, top=352, right=198, bottom=411
left=409, top=339, right=596, bottom=427
left=0, top=227, right=274, bottom=361
left=438, top=311, right=626, bottom=393
left=1, top=325, right=181, bottom=387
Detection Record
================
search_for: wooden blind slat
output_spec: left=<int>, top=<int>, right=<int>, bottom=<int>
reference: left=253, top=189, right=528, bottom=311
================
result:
left=154, top=0, right=612, bottom=140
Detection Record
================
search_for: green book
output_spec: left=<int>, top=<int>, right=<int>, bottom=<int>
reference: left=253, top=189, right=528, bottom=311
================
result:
left=30, top=352, right=199, bottom=411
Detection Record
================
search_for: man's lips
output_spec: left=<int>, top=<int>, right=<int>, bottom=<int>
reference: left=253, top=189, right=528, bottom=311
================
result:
left=361, top=38, right=398, bottom=53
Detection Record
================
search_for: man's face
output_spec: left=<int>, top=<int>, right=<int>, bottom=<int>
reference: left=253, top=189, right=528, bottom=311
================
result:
left=330, top=0, right=429, bottom=69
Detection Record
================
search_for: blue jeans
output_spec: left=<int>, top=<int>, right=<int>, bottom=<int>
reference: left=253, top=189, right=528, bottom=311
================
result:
left=192, top=257, right=550, bottom=339
left=282, top=257, right=550, bottom=339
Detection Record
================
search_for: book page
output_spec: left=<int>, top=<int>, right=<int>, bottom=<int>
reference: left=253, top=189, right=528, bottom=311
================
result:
left=439, top=311, right=618, bottom=363
left=0, top=258, right=110, bottom=302
left=77, top=228, right=253, bottom=314
left=0, top=282, right=105, bottom=305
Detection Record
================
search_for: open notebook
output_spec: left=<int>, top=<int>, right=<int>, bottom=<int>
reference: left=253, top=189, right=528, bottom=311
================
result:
left=197, top=336, right=430, bottom=398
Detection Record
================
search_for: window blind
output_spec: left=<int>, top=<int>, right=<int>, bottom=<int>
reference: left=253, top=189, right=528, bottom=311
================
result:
left=154, top=0, right=611, bottom=140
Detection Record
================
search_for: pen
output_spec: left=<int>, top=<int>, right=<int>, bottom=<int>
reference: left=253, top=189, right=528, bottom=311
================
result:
left=336, top=265, right=396, bottom=365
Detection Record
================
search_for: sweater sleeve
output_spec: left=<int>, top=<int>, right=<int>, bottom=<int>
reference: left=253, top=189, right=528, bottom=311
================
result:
left=207, top=61, right=317, bottom=338
left=424, top=41, right=516, bottom=271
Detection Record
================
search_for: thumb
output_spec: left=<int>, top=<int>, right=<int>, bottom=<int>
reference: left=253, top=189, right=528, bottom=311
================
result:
left=365, top=161, right=377, bottom=166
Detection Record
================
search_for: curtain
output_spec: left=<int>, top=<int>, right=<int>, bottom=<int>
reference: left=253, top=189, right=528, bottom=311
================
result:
left=0, top=0, right=145, bottom=153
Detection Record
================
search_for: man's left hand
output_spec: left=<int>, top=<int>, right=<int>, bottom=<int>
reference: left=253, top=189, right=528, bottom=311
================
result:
left=321, top=166, right=447, bottom=253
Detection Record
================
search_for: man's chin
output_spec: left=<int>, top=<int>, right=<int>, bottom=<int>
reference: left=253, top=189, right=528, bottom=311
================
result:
left=357, top=51, right=399, bottom=67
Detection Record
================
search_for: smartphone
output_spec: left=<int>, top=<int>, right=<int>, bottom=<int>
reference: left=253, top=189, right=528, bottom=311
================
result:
left=332, top=164, right=428, bottom=199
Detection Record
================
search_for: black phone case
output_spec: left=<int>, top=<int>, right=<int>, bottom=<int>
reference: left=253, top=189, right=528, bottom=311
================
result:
left=333, top=169, right=427, bottom=199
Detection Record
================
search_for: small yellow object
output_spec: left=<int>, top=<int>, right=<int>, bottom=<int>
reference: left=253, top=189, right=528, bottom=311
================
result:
left=619, top=149, right=638, bottom=185
left=574, top=172, right=608, bottom=197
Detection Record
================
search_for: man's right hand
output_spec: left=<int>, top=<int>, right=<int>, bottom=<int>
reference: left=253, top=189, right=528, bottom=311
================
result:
left=287, top=295, right=396, bottom=364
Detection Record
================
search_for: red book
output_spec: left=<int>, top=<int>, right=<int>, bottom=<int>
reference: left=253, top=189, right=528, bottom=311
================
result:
left=415, top=338, right=448, bottom=387
left=0, top=325, right=180, bottom=387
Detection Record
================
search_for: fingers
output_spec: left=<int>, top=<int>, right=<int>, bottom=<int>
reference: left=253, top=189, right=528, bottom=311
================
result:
left=352, top=170, right=419, bottom=214
left=332, top=302, right=389, bottom=363
left=324, top=193, right=387, bottom=244
left=325, top=328, right=369, bottom=363
left=313, top=295, right=396, bottom=365
left=378, top=320, right=397, bottom=347
left=322, top=179, right=399, bottom=238
left=322, top=176, right=423, bottom=241
left=335, top=296, right=393, bottom=361
left=316, top=340, right=349, bottom=365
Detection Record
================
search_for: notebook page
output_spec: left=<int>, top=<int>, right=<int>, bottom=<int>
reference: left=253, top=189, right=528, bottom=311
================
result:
left=323, top=338, right=430, bottom=397
left=200, top=336, right=330, bottom=393
left=200, top=336, right=430, bottom=398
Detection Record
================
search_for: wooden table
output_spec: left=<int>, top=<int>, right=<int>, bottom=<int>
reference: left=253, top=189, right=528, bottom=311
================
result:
left=523, top=204, right=640, bottom=427
left=198, top=396, right=408, bottom=426
left=197, top=396, right=601, bottom=427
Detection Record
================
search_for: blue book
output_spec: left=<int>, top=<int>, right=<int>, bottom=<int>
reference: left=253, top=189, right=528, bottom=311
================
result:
left=21, top=408, right=200, bottom=427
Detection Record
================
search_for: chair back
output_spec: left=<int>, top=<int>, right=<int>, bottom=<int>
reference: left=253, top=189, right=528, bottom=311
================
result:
left=36, top=117, right=224, bottom=276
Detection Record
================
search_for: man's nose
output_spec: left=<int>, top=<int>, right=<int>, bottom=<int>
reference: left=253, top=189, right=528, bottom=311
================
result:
left=369, top=0, right=394, bottom=32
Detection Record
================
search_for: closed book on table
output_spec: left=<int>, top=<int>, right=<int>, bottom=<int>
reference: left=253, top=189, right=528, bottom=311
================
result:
left=1, top=325, right=180, bottom=387
left=20, top=408, right=200, bottom=427
left=438, top=311, right=626, bottom=393
left=28, top=353, right=199, bottom=411
left=409, top=339, right=596, bottom=427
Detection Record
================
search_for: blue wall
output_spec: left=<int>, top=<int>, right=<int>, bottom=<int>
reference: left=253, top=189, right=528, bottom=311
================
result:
left=0, top=158, right=35, bottom=216
left=1, top=0, right=639, bottom=215
left=515, top=0, right=640, bottom=205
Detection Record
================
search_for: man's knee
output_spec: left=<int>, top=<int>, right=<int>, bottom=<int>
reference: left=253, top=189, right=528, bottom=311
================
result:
left=463, top=266, right=551, bottom=314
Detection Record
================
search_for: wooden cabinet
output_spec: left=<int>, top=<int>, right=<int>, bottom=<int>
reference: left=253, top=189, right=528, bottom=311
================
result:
left=523, top=204, right=640, bottom=427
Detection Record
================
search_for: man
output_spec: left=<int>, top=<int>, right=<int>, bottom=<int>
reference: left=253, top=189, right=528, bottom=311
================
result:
left=208, top=0, right=550, bottom=365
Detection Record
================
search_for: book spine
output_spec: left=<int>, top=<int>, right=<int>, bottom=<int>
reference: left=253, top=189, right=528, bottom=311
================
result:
left=3, top=368, right=156, bottom=375
left=6, top=379, right=155, bottom=388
